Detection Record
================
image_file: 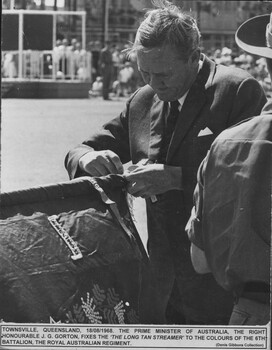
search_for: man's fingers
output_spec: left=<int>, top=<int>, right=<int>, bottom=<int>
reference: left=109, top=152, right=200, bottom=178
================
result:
left=93, top=162, right=111, bottom=176
left=129, top=189, right=148, bottom=197
left=79, top=150, right=123, bottom=176
left=127, top=181, right=148, bottom=197
left=96, top=154, right=117, bottom=174
left=123, top=171, right=139, bottom=181
left=90, top=158, right=121, bottom=176
left=126, top=165, right=143, bottom=174
left=84, top=165, right=101, bottom=177
left=126, top=165, right=138, bottom=173
left=107, top=153, right=124, bottom=174
left=127, top=188, right=142, bottom=197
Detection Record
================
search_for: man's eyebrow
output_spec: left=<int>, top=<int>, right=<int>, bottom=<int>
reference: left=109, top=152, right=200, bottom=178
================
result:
left=139, top=68, right=168, bottom=76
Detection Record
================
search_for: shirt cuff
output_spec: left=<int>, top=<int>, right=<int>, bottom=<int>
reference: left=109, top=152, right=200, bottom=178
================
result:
left=186, top=206, right=205, bottom=250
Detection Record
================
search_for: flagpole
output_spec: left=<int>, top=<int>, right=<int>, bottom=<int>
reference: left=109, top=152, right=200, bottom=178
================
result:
left=103, top=0, right=109, bottom=44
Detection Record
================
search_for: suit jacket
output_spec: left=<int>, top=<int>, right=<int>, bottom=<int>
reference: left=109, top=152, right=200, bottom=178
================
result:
left=65, top=55, right=267, bottom=324
left=187, top=101, right=272, bottom=295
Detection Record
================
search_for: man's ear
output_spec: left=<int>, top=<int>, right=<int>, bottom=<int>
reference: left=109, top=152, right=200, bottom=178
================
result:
left=191, top=48, right=201, bottom=64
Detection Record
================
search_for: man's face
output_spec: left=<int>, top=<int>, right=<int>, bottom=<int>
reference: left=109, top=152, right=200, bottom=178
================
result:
left=137, top=45, right=199, bottom=101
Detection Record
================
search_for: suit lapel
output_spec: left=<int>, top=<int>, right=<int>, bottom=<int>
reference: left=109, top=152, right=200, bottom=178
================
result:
left=166, top=56, right=216, bottom=162
left=148, top=96, right=168, bottom=162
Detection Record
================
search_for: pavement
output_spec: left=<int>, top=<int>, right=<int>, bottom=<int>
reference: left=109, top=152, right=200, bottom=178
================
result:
left=1, top=96, right=148, bottom=246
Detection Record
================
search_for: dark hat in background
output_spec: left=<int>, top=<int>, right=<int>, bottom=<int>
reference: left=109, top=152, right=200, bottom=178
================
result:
left=235, top=14, right=272, bottom=59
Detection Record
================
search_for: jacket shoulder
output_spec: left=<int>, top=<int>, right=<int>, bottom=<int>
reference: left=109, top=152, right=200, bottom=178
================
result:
left=214, top=63, right=256, bottom=83
left=129, top=85, right=155, bottom=105
left=216, top=113, right=272, bottom=142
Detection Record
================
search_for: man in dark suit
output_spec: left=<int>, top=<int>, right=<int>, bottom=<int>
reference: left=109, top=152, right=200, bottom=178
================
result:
left=100, top=41, right=113, bottom=100
left=65, top=1, right=266, bottom=324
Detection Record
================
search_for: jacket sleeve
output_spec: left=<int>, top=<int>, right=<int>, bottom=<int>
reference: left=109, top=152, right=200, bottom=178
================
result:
left=65, top=103, right=131, bottom=180
left=228, top=77, right=267, bottom=126
left=186, top=153, right=209, bottom=250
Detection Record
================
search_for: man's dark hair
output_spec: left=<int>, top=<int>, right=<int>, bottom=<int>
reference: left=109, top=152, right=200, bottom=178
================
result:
left=127, top=0, right=201, bottom=61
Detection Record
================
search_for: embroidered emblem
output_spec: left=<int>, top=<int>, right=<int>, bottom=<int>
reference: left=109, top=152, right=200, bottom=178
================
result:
left=48, top=215, right=83, bottom=261
left=81, top=292, right=103, bottom=324
left=114, top=300, right=126, bottom=324
left=63, top=283, right=139, bottom=324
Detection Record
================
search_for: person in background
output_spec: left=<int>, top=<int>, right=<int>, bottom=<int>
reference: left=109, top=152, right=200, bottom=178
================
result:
left=65, top=0, right=266, bottom=325
left=74, top=42, right=89, bottom=81
left=53, top=39, right=62, bottom=78
left=2, top=53, right=17, bottom=78
left=59, top=38, right=69, bottom=77
left=88, top=41, right=101, bottom=80
left=89, top=76, right=103, bottom=97
left=69, top=38, right=78, bottom=51
left=118, top=62, right=134, bottom=97
left=219, top=47, right=233, bottom=66
left=187, top=12, right=271, bottom=325
left=69, top=38, right=78, bottom=78
left=212, top=48, right=222, bottom=64
left=100, top=41, right=113, bottom=100
left=112, top=44, right=122, bottom=82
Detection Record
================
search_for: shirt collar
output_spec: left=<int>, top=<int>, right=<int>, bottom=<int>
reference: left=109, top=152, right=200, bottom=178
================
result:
left=177, top=91, right=189, bottom=109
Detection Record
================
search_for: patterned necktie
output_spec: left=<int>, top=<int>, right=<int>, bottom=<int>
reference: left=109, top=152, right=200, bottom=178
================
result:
left=159, top=100, right=180, bottom=163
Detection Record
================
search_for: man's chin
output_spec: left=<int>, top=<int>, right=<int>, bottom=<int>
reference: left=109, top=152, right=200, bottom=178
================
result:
left=156, top=91, right=179, bottom=102
left=156, top=92, right=173, bottom=102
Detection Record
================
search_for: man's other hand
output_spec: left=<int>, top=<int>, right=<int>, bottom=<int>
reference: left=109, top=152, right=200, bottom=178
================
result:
left=79, top=150, right=124, bottom=176
left=124, top=163, right=182, bottom=198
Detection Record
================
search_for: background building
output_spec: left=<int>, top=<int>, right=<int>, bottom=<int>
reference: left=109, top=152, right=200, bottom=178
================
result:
left=2, top=0, right=272, bottom=98
left=3, top=0, right=272, bottom=51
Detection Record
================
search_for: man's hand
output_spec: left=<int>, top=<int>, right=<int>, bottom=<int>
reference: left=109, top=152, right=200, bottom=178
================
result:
left=79, top=150, right=124, bottom=176
left=190, top=243, right=211, bottom=274
left=124, top=163, right=182, bottom=198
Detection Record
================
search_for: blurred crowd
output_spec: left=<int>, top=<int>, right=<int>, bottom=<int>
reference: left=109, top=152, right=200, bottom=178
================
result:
left=89, top=42, right=272, bottom=99
left=205, top=46, right=272, bottom=98
left=52, top=37, right=90, bottom=80
left=88, top=41, right=144, bottom=99
left=2, top=39, right=272, bottom=99
left=2, top=37, right=92, bottom=81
